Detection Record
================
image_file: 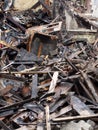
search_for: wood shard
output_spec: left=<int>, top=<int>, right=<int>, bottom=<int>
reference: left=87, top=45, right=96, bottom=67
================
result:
left=71, top=96, right=94, bottom=116
left=31, top=74, right=38, bottom=98
left=48, top=71, right=59, bottom=93
left=50, top=105, right=72, bottom=119
left=81, top=71, right=98, bottom=103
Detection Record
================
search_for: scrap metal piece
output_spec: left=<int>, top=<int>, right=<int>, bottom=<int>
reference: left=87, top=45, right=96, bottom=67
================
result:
left=6, top=14, right=26, bottom=33
left=26, top=21, right=62, bottom=53
left=26, top=21, right=62, bottom=35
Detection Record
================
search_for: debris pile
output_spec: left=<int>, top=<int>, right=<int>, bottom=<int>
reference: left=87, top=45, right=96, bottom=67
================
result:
left=0, top=0, right=98, bottom=130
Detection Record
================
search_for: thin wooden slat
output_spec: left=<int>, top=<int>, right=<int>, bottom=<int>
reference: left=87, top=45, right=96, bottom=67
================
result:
left=52, top=114, right=98, bottom=122
left=45, top=105, right=51, bottom=130
left=71, top=96, right=94, bottom=116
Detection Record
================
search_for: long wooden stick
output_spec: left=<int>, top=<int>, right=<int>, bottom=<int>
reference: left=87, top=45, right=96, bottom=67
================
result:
left=52, top=114, right=98, bottom=122
left=45, top=105, right=51, bottom=130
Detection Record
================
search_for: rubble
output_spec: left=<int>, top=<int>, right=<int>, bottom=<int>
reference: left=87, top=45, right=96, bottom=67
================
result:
left=0, top=0, right=98, bottom=130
